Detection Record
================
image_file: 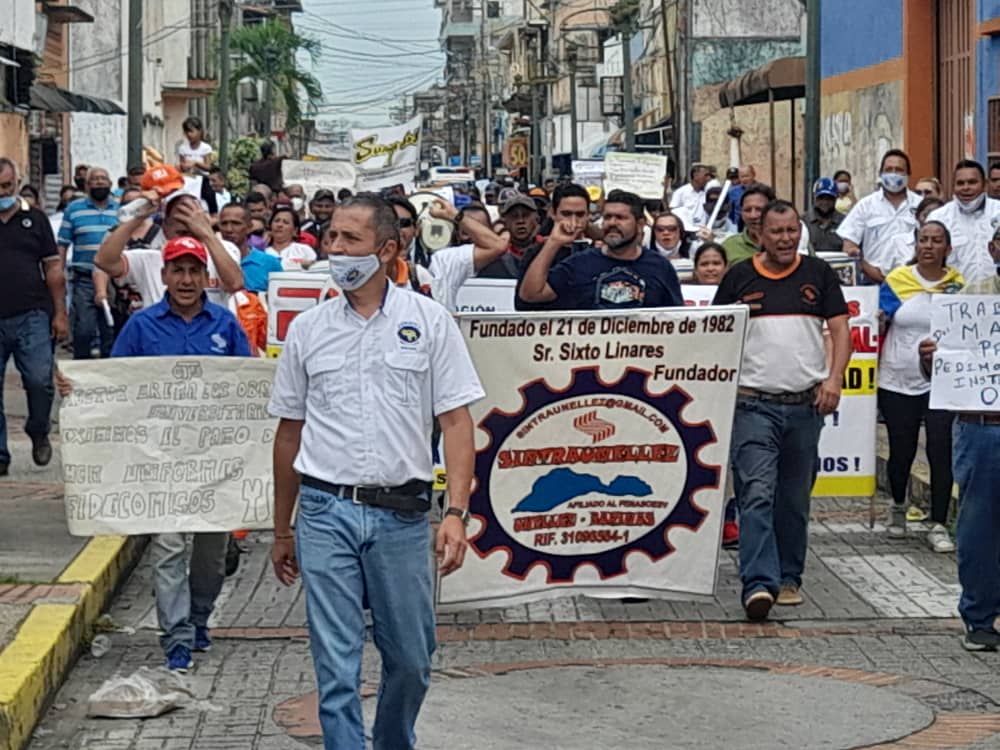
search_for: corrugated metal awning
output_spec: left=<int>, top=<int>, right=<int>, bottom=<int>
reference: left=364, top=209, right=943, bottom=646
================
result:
left=718, top=56, right=805, bottom=108
left=29, top=83, right=125, bottom=115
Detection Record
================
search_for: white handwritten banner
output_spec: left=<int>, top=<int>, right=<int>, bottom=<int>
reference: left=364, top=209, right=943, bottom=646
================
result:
left=351, top=114, right=422, bottom=192
left=930, top=294, right=1000, bottom=411
left=603, top=152, right=667, bottom=199
left=813, top=286, right=879, bottom=496
left=60, top=358, right=277, bottom=536
left=438, top=307, right=748, bottom=609
left=282, top=159, right=357, bottom=197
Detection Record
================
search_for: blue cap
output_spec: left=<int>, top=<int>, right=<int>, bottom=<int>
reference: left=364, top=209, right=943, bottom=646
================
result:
left=813, top=177, right=837, bottom=198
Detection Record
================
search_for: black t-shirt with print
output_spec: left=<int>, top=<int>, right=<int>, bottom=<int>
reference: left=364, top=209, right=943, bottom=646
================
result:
left=713, top=253, right=847, bottom=319
left=547, top=246, right=684, bottom=310
left=0, top=202, right=58, bottom=318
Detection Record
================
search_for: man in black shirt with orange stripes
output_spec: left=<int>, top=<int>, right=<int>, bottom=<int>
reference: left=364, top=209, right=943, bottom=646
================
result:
left=714, top=200, right=852, bottom=621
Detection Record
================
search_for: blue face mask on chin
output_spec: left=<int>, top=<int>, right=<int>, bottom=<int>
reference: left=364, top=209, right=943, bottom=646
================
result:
left=0, top=195, right=17, bottom=212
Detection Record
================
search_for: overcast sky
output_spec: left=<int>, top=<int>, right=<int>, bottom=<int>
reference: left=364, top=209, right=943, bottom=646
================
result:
left=298, top=0, right=445, bottom=128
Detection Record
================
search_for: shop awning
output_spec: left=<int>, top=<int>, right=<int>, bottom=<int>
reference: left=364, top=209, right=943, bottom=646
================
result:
left=718, top=56, right=805, bottom=108
left=29, top=83, right=126, bottom=115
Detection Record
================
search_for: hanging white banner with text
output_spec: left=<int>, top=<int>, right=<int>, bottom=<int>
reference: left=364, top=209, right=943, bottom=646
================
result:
left=351, top=115, right=423, bottom=192
left=60, top=357, right=277, bottom=536
left=439, top=307, right=748, bottom=610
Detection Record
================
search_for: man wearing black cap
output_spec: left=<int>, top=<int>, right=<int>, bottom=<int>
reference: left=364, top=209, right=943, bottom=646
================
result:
left=302, top=189, right=336, bottom=244
left=802, top=178, right=845, bottom=253
left=478, top=194, right=542, bottom=279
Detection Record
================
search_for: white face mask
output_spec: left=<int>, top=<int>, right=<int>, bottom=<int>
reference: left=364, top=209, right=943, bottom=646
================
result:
left=956, top=192, right=986, bottom=214
left=328, top=253, right=381, bottom=291
left=290, top=197, right=305, bottom=212
left=879, top=172, right=909, bottom=194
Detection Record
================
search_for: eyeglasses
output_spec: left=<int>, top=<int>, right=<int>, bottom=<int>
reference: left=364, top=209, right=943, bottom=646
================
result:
left=398, top=218, right=414, bottom=228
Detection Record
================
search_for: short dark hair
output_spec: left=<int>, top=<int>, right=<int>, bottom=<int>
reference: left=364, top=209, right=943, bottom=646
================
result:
left=19, top=184, right=39, bottom=200
left=643, top=198, right=665, bottom=214
left=954, top=159, right=986, bottom=181
left=337, top=187, right=353, bottom=201
left=245, top=191, right=267, bottom=206
left=604, top=189, right=644, bottom=220
left=990, top=161, right=1000, bottom=176
left=740, top=182, right=776, bottom=207
left=457, top=204, right=490, bottom=223
left=761, top=199, right=800, bottom=225
left=385, top=194, right=418, bottom=222
left=833, top=169, right=851, bottom=182
left=127, top=165, right=145, bottom=177
left=551, top=183, right=589, bottom=211
left=694, top=241, right=727, bottom=266
left=208, top=165, right=224, bottom=176
left=880, top=149, right=911, bottom=174
left=690, top=164, right=710, bottom=179
left=260, top=140, right=274, bottom=157
left=915, top=196, right=945, bottom=218
left=269, top=204, right=301, bottom=229
left=220, top=203, right=251, bottom=223
left=182, top=116, right=203, bottom=133
left=341, top=193, right=401, bottom=246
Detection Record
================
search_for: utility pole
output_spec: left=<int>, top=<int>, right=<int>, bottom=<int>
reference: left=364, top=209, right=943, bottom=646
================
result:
left=218, top=0, right=233, bottom=174
left=567, top=42, right=578, bottom=160
left=611, top=0, right=639, bottom=151
left=480, top=3, right=492, bottom=177
left=804, top=0, right=821, bottom=206
left=126, top=0, right=143, bottom=169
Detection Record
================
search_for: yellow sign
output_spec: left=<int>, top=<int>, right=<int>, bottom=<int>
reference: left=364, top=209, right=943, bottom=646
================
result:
left=842, top=358, right=877, bottom=396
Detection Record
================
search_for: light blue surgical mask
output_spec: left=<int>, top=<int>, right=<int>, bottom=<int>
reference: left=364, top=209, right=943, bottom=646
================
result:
left=879, top=172, right=909, bottom=194
left=0, top=195, right=17, bottom=211
left=328, top=253, right=381, bottom=291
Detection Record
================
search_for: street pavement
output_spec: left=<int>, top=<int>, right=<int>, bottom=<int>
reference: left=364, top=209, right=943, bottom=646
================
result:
left=24, top=494, right=1000, bottom=750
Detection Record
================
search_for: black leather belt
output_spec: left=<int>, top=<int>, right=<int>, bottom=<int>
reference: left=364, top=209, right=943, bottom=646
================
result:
left=737, top=385, right=818, bottom=405
left=301, top=475, right=431, bottom=512
left=958, top=413, right=1000, bottom=425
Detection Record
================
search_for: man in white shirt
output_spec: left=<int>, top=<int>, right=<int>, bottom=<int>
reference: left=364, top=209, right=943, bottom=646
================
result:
left=269, top=194, right=484, bottom=750
left=669, top=164, right=713, bottom=217
left=926, top=159, right=1000, bottom=283
left=836, top=149, right=921, bottom=283
left=426, top=201, right=509, bottom=312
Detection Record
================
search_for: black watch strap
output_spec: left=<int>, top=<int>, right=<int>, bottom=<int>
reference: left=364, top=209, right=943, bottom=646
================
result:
left=444, top=507, right=470, bottom=525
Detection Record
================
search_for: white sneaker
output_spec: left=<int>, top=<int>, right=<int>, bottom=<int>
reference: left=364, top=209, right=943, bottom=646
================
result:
left=927, top=524, right=955, bottom=553
left=886, top=505, right=907, bottom=539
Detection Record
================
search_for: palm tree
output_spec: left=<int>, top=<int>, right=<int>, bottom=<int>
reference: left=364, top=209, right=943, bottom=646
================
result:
left=228, top=20, right=322, bottom=135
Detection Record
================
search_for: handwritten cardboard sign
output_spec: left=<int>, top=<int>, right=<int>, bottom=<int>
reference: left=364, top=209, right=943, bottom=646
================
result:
left=60, top=357, right=278, bottom=535
left=603, top=152, right=667, bottom=199
left=930, top=295, right=1000, bottom=411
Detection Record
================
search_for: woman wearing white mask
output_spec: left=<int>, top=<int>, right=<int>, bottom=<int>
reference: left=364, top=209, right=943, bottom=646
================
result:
left=836, top=150, right=922, bottom=284
left=833, top=169, right=856, bottom=214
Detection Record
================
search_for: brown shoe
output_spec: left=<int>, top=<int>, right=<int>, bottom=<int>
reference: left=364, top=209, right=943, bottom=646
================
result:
left=776, top=584, right=803, bottom=606
left=744, top=590, right=774, bottom=621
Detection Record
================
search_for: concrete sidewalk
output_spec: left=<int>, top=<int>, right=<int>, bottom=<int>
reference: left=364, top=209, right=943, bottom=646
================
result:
left=0, top=369, right=144, bottom=750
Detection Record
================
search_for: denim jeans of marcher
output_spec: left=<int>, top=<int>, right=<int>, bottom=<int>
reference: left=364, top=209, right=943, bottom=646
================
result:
left=152, top=532, right=228, bottom=654
left=730, top=396, right=825, bottom=601
left=70, top=273, right=113, bottom=359
left=296, top=486, right=435, bottom=750
left=953, top=420, right=1000, bottom=633
left=0, top=309, right=54, bottom=465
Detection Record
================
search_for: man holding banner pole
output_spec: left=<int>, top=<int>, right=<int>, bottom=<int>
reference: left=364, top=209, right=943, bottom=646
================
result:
left=714, top=200, right=851, bottom=621
left=268, top=194, right=484, bottom=749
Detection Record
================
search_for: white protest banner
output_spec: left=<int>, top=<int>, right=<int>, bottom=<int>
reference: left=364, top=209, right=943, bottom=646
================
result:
left=603, top=152, right=667, bottom=199
left=439, top=307, right=748, bottom=609
left=930, top=294, right=1000, bottom=410
left=454, top=278, right=516, bottom=313
left=572, top=160, right=604, bottom=192
left=351, top=115, right=422, bottom=192
left=282, top=159, right=357, bottom=197
left=812, top=286, right=879, bottom=496
left=60, top=358, right=278, bottom=536
left=681, top=285, right=717, bottom=307
left=265, top=270, right=340, bottom=357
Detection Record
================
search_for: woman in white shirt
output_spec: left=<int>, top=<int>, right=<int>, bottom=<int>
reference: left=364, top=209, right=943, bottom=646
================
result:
left=176, top=116, right=214, bottom=174
left=266, top=205, right=317, bottom=270
left=878, top=220, right=964, bottom=551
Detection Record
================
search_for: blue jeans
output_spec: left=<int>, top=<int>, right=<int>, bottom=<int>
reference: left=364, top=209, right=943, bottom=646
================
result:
left=730, top=396, right=825, bottom=600
left=296, top=486, right=435, bottom=750
left=152, top=532, right=228, bottom=654
left=953, top=420, right=1000, bottom=633
left=0, top=310, right=54, bottom=464
left=70, top=272, right=112, bottom=359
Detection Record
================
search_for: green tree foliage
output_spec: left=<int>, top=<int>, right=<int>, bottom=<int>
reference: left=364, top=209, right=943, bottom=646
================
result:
left=226, top=135, right=264, bottom=197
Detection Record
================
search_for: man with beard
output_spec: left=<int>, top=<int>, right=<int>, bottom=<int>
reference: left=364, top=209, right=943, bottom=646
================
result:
left=58, top=167, right=119, bottom=358
left=519, top=189, right=683, bottom=310
left=302, top=189, right=336, bottom=243
left=802, top=178, right=845, bottom=253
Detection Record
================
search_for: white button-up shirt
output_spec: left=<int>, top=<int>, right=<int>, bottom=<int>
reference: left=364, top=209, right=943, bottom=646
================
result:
left=837, top=189, right=922, bottom=273
left=268, top=282, right=485, bottom=486
left=926, top=198, right=1000, bottom=283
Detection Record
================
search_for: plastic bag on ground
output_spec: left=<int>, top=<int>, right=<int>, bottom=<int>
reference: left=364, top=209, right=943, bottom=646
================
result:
left=87, top=666, right=196, bottom=719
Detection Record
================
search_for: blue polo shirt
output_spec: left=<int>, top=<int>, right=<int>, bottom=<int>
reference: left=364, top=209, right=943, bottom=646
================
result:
left=240, top=249, right=284, bottom=293
left=111, top=294, right=251, bottom=357
left=58, top=196, right=120, bottom=271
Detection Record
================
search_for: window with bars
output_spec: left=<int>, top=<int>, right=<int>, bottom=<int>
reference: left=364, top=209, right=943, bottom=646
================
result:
left=988, top=96, right=1000, bottom=166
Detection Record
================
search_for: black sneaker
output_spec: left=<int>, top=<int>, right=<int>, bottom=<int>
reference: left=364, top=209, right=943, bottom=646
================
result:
left=225, top=536, right=245, bottom=577
left=30, top=436, right=52, bottom=467
left=743, top=590, right=774, bottom=622
left=0, top=463, right=8, bottom=477
left=962, top=629, right=1000, bottom=652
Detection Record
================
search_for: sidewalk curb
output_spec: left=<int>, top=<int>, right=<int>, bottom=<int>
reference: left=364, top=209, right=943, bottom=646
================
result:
left=0, top=535, right=145, bottom=750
